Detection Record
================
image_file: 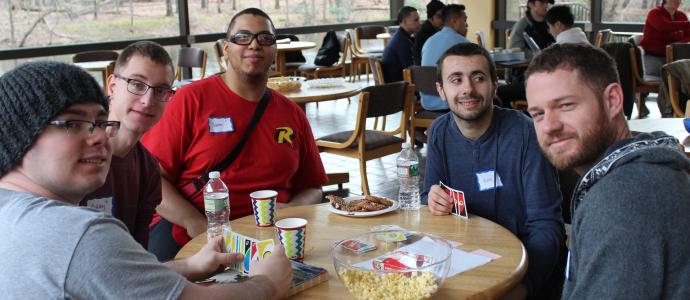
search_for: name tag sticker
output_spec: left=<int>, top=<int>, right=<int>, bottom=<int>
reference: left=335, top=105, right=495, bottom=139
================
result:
left=86, top=197, right=114, bottom=215
left=476, top=170, right=504, bottom=191
left=209, top=117, right=234, bottom=133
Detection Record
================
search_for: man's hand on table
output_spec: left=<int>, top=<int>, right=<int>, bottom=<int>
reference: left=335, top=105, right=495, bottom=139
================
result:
left=249, top=244, right=293, bottom=300
left=427, top=184, right=453, bottom=215
left=183, top=236, right=244, bottom=281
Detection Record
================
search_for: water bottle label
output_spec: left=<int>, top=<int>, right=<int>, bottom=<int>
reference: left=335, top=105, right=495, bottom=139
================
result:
left=397, top=163, right=419, bottom=178
left=204, top=195, right=228, bottom=212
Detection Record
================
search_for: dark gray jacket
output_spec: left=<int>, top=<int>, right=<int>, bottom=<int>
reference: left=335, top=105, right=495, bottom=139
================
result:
left=563, top=131, right=690, bottom=299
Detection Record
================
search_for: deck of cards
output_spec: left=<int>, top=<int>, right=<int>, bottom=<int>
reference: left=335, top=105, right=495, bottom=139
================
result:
left=370, top=224, right=412, bottom=242
left=440, top=181, right=468, bottom=218
left=223, top=228, right=275, bottom=274
left=340, top=239, right=377, bottom=254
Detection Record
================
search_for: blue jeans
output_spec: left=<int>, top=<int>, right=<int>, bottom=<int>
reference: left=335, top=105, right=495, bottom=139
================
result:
left=148, top=218, right=182, bottom=262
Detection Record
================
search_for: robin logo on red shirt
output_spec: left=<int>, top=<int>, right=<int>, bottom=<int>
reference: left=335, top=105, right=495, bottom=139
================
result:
left=275, top=127, right=294, bottom=146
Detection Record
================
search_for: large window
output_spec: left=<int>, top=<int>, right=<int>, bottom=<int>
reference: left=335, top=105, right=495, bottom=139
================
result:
left=0, top=0, right=180, bottom=50
left=602, top=0, right=690, bottom=23
left=189, top=0, right=391, bottom=34
left=506, top=0, right=591, bottom=22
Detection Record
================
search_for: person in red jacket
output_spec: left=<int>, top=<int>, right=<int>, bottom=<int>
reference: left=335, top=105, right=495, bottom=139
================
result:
left=639, top=0, right=690, bottom=76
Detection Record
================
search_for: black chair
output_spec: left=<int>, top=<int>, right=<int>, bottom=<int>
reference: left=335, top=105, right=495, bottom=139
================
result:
left=176, top=47, right=207, bottom=81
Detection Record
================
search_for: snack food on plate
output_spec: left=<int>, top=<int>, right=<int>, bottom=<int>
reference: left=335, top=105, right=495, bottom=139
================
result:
left=326, top=195, right=393, bottom=212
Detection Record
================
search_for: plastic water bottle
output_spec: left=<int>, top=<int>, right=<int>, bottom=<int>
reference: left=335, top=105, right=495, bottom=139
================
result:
left=397, top=143, right=420, bottom=210
left=203, top=171, right=230, bottom=240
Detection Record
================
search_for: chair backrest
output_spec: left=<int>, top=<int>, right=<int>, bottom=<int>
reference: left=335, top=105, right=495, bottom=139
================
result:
left=403, top=66, right=438, bottom=96
left=663, top=59, right=690, bottom=117
left=72, top=50, right=119, bottom=63
left=362, top=81, right=409, bottom=118
left=666, top=43, right=690, bottom=63
left=368, top=56, right=384, bottom=85
left=505, top=28, right=511, bottom=48
left=176, top=47, right=207, bottom=80
left=594, top=29, right=613, bottom=48
left=213, top=39, right=226, bottom=73
left=337, top=33, right=350, bottom=67
left=475, top=31, right=487, bottom=49
left=354, top=25, right=387, bottom=52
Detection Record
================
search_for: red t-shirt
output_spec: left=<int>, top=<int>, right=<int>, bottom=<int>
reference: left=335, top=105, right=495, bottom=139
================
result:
left=142, top=75, right=327, bottom=244
left=640, top=6, right=690, bottom=56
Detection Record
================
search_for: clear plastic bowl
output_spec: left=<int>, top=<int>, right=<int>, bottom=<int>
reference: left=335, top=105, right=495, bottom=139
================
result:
left=332, top=230, right=452, bottom=300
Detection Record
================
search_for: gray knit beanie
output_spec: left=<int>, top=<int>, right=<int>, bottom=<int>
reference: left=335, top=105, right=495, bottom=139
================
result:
left=0, top=61, right=108, bottom=177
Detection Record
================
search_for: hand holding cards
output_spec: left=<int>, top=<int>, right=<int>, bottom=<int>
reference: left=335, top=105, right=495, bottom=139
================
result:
left=440, top=181, right=468, bottom=218
left=223, top=228, right=275, bottom=274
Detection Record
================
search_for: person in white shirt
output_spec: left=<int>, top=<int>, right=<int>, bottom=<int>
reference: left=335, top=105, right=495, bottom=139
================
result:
left=546, top=5, right=590, bottom=45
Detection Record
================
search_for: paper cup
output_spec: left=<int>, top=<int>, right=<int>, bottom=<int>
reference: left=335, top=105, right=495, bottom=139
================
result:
left=250, top=190, right=278, bottom=227
left=275, top=218, right=308, bottom=261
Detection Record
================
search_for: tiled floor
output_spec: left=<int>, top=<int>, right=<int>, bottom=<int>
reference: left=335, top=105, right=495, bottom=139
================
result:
left=309, top=78, right=662, bottom=201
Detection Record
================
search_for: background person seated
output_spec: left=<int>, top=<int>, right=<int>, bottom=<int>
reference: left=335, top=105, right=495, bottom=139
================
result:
left=381, top=6, right=421, bottom=83
left=546, top=5, right=590, bottom=45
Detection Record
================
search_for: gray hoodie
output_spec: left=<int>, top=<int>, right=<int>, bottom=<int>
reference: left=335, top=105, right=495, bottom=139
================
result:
left=563, top=131, right=690, bottom=299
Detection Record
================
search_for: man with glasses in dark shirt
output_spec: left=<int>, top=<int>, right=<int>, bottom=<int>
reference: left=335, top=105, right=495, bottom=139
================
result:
left=82, top=41, right=175, bottom=250
left=142, top=8, right=327, bottom=261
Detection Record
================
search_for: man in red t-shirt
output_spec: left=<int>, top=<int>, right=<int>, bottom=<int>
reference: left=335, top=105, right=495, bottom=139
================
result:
left=142, top=8, right=327, bottom=261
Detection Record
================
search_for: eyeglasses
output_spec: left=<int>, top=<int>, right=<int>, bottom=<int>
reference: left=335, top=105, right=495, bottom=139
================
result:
left=114, top=74, right=175, bottom=102
left=48, top=120, right=121, bottom=138
left=228, top=31, right=277, bottom=46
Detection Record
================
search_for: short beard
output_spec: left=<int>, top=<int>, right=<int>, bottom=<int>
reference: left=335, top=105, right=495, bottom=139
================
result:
left=544, top=107, right=616, bottom=171
left=451, top=96, right=491, bottom=122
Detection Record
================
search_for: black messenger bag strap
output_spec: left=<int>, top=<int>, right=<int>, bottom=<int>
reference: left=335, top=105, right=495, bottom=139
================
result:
left=178, top=89, right=271, bottom=198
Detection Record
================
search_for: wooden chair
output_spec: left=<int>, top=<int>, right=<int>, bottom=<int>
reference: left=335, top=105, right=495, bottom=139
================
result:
left=629, top=46, right=661, bottom=118
left=349, top=26, right=387, bottom=82
left=594, top=29, right=613, bottom=48
left=316, top=81, right=413, bottom=195
left=403, top=66, right=443, bottom=149
left=176, top=47, right=207, bottom=81
left=72, top=50, right=119, bottom=95
left=368, top=56, right=386, bottom=130
left=213, top=39, right=226, bottom=73
left=298, top=33, right=349, bottom=79
left=346, top=29, right=380, bottom=82
left=666, top=43, right=690, bottom=63
left=664, top=59, right=690, bottom=117
left=505, top=28, right=511, bottom=48
left=475, top=31, right=487, bottom=49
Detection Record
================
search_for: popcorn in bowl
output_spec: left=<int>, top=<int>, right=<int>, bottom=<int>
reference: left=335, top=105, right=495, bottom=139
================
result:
left=333, top=230, right=452, bottom=300
left=267, top=76, right=304, bottom=92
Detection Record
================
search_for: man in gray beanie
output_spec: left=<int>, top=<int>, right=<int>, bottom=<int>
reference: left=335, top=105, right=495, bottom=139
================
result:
left=0, top=61, right=292, bottom=299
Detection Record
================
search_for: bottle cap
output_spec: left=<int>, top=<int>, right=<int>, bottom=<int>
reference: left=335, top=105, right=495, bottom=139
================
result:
left=209, top=171, right=220, bottom=179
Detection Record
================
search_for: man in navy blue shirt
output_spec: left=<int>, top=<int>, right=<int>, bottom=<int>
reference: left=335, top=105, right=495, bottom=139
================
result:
left=422, top=43, right=566, bottom=300
left=381, top=6, right=421, bottom=83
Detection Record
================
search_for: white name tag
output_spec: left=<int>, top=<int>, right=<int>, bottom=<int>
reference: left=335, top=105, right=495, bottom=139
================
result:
left=208, top=117, right=234, bottom=133
left=86, top=197, right=113, bottom=215
left=476, top=170, right=504, bottom=191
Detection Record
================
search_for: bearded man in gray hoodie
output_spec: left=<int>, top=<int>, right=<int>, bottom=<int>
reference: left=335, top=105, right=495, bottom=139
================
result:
left=525, top=43, right=690, bottom=299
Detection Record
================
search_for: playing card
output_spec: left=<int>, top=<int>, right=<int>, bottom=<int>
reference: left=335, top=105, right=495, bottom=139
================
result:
left=440, top=181, right=468, bottom=218
left=370, top=224, right=412, bottom=242
left=341, top=239, right=377, bottom=254
left=224, top=230, right=275, bottom=274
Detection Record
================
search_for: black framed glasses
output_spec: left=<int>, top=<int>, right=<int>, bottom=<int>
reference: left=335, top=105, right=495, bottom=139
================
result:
left=49, top=120, right=121, bottom=138
left=114, top=74, right=175, bottom=102
left=228, top=31, right=277, bottom=46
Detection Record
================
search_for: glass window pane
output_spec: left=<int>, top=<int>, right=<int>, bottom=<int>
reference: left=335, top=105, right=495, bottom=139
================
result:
left=507, top=0, right=590, bottom=22
left=189, top=1, right=391, bottom=35
left=602, top=1, right=690, bottom=23
left=0, top=0, right=179, bottom=50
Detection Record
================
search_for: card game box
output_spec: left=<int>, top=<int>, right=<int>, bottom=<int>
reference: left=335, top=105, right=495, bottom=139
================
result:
left=372, top=250, right=435, bottom=271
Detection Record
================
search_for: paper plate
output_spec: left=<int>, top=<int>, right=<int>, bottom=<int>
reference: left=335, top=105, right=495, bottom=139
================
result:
left=327, top=196, right=399, bottom=217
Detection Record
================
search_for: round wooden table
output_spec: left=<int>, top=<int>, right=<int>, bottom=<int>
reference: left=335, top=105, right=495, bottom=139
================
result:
left=280, top=81, right=362, bottom=111
left=276, top=41, right=316, bottom=75
left=176, top=204, right=527, bottom=299
left=628, top=118, right=690, bottom=153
